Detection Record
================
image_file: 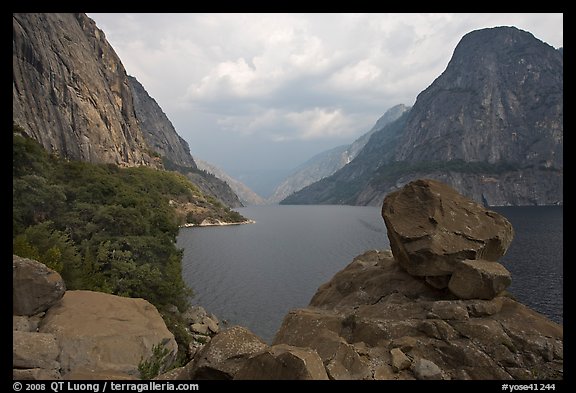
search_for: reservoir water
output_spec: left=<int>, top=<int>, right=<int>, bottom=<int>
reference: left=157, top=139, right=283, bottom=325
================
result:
left=177, top=205, right=563, bottom=343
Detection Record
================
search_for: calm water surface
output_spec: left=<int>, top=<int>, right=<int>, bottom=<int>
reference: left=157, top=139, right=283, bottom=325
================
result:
left=177, top=205, right=563, bottom=343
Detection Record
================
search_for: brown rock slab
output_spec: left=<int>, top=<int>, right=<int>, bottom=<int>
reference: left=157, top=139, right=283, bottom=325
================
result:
left=390, top=348, right=411, bottom=372
left=182, top=306, right=207, bottom=325
left=448, top=260, right=512, bottom=299
left=13, top=331, right=60, bottom=370
left=13, top=368, right=61, bottom=380
left=430, top=301, right=469, bottom=320
left=187, top=326, right=268, bottom=379
left=39, top=290, right=177, bottom=377
left=289, top=329, right=371, bottom=380
left=13, top=316, right=33, bottom=332
left=381, top=179, right=514, bottom=277
left=13, top=255, right=66, bottom=316
left=202, top=316, right=220, bottom=334
left=235, top=344, right=329, bottom=380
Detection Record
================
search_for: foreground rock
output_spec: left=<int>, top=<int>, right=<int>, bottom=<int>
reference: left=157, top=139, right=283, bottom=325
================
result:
left=13, top=256, right=66, bottom=316
left=274, top=250, right=563, bottom=380
left=158, top=326, right=331, bottom=381
left=382, top=179, right=514, bottom=278
left=39, top=290, right=178, bottom=377
left=181, top=326, right=267, bottom=379
left=272, top=180, right=561, bottom=379
left=382, top=179, right=513, bottom=299
left=448, top=259, right=512, bottom=299
left=235, top=344, right=329, bottom=380
left=12, top=258, right=178, bottom=380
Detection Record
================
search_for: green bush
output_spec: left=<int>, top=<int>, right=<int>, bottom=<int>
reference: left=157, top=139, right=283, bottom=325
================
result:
left=138, top=343, right=173, bottom=380
left=12, top=126, right=201, bottom=347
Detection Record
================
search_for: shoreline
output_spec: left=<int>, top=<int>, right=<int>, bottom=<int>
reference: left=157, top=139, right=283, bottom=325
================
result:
left=180, top=219, right=256, bottom=228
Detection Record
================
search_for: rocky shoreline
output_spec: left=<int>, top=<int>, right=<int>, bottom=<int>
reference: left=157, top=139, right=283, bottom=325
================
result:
left=180, top=219, right=256, bottom=228
left=13, top=179, right=563, bottom=380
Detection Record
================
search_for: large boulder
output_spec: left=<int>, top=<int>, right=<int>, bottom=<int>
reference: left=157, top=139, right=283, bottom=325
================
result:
left=381, top=179, right=514, bottom=277
left=13, top=255, right=66, bottom=316
left=39, top=290, right=177, bottom=378
left=234, top=344, right=329, bottom=380
left=185, top=326, right=268, bottom=379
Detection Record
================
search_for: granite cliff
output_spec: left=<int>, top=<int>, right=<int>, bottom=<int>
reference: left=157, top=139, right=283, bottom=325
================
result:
left=282, top=27, right=563, bottom=206
left=13, top=13, right=156, bottom=167
left=127, top=76, right=196, bottom=169
left=13, top=13, right=241, bottom=208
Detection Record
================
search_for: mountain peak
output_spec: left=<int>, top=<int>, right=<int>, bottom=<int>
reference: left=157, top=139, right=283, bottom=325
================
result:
left=282, top=26, right=562, bottom=207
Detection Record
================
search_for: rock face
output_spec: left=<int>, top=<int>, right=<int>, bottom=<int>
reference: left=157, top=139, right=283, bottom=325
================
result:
left=38, top=290, right=178, bottom=377
left=13, top=255, right=66, bottom=316
left=13, top=331, right=60, bottom=370
left=274, top=250, right=563, bottom=380
left=382, top=179, right=514, bottom=281
left=13, top=13, right=157, bottom=167
left=282, top=26, right=562, bottom=206
left=127, top=75, right=243, bottom=208
left=448, top=260, right=512, bottom=300
left=127, top=76, right=196, bottom=169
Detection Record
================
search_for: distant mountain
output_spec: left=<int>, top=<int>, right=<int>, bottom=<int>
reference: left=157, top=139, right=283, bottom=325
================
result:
left=269, top=104, right=409, bottom=203
left=195, top=159, right=266, bottom=206
left=13, top=13, right=242, bottom=208
left=282, top=26, right=562, bottom=206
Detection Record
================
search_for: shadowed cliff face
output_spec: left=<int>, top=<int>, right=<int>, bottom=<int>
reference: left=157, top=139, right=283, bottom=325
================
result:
left=396, top=27, right=562, bottom=167
left=127, top=76, right=197, bottom=169
left=282, top=26, right=563, bottom=207
left=13, top=13, right=157, bottom=167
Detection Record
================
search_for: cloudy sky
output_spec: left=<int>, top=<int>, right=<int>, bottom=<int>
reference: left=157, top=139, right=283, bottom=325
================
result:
left=88, top=13, right=563, bottom=196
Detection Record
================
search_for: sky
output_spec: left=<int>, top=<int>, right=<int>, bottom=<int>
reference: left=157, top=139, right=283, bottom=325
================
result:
left=88, top=13, right=563, bottom=197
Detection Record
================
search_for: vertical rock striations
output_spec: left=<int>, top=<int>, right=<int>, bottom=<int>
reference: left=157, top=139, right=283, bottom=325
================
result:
left=13, top=13, right=157, bottom=167
left=13, top=13, right=243, bottom=208
left=127, top=75, right=197, bottom=169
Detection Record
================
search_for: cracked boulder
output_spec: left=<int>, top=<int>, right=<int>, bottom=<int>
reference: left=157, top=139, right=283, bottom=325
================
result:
left=382, top=179, right=514, bottom=278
